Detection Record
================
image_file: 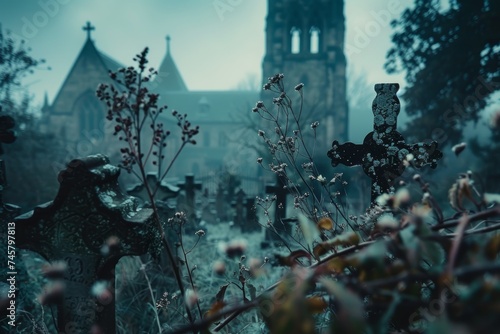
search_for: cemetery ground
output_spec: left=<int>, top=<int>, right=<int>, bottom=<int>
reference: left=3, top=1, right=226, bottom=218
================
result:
left=7, top=214, right=285, bottom=333
left=2, top=59, right=500, bottom=333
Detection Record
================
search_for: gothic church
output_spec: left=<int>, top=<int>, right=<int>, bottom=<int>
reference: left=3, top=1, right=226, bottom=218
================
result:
left=41, top=0, right=348, bottom=181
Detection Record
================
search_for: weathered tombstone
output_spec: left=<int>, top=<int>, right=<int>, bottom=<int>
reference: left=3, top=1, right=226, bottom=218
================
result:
left=0, top=114, right=20, bottom=223
left=242, top=196, right=259, bottom=233
left=0, top=161, right=20, bottom=224
left=127, top=172, right=179, bottom=236
left=199, top=188, right=215, bottom=222
left=232, top=188, right=246, bottom=227
left=177, top=174, right=202, bottom=231
left=215, top=184, right=228, bottom=222
left=265, top=174, right=291, bottom=241
left=327, top=83, right=443, bottom=203
left=0, top=114, right=16, bottom=156
left=127, top=172, right=179, bottom=204
left=15, top=154, right=161, bottom=333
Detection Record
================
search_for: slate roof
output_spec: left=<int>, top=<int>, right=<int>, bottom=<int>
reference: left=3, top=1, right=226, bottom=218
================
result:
left=156, top=36, right=188, bottom=91
left=98, top=49, right=124, bottom=73
left=50, top=38, right=125, bottom=114
left=158, top=90, right=259, bottom=123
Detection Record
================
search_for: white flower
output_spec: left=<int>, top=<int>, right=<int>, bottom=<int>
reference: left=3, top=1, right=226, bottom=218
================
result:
left=184, top=289, right=198, bottom=308
left=316, top=175, right=326, bottom=183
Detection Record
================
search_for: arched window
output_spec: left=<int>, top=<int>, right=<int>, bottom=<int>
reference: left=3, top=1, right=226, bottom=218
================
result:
left=290, top=27, right=301, bottom=54
left=73, top=90, right=104, bottom=140
left=310, top=26, right=321, bottom=54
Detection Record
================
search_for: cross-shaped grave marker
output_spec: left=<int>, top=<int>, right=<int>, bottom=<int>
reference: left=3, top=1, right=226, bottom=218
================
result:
left=243, top=196, right=258, bottom=233
left=232, top=188, right=246, bottom=226
left=265, top=174, right=291, bottom=241
left=177, top=174, right=202, bottom=222
left=15, top=154, right=161, bottom=333
left=327, top=83, right=443, bottom=203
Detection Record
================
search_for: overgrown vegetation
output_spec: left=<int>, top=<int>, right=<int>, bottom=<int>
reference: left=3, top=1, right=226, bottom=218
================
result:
left=2, top=24, right=500, bottom=334
left=0, top=25, right=61, bottom=210
left=106, top=67, right=500, bottom=333
left=386, top=0, right=500, bottom=145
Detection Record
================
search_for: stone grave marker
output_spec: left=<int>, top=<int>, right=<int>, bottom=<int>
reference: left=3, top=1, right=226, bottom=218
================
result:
left=0, top=114, right=20, bottom=223
left=215, top=184, right=229, bottom=222
left=265, top=174, right=291, bottom=241
left=177, top=174, right=202, bottom=231
left=0, top=160, right=20, bottom=224
left=232, top=188, right=246, bottom=227
left=127, top=172, right=179, bottom=204
left=200, top=188, right=216, bottom=222
left=242, top=196, right=259, bottom=233
left=327, top=83, right=443, bottom=203
left=127, top=172, right=179, bottom=236
left=15, top=154, right=161, bottom=333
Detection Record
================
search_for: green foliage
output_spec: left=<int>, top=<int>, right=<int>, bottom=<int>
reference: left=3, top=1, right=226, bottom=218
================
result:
left=385, top=0, right=500, bottom=145
left=0, top=25, right=61, bottom=210
left=0, top=25, right=45, bottom=103
left=469, top=110, right=500, bottom=192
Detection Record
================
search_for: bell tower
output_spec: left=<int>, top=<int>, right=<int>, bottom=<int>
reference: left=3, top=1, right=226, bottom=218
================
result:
left=262, top=0, right=348, bottom=142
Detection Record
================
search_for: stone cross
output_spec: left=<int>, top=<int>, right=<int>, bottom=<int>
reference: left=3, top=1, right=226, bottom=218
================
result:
left=265, top=174, right=290, bottom=240
left=177, top=174, right=201, bottom=221
left=232, top=188, right=246, bottom=226
left=82, top=21, right=95, bottom=40
left=327, top=83, right=443, bottom=203
left=242, top=197, right=258, bottom=233
left=215, top=185, right=230, bottom=222
left=15, top=154, right=161, bottom=333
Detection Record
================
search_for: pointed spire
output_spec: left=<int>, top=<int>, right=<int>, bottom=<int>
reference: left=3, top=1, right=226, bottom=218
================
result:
left=82, top=21, right=95, bottom=40
left=42, top=92, right=50, bottom=113
left=166, top=35, right=171, bottom=54
left=157, top=34, right=188, bottom=91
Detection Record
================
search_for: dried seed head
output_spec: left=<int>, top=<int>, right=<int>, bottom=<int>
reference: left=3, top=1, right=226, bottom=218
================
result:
left=213, top=260, right=226, bottom=275
left=41, top=261, right=67, bottom=280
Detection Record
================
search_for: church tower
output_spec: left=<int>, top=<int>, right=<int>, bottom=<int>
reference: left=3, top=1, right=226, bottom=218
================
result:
left=262, top=0, right=348, bottom=142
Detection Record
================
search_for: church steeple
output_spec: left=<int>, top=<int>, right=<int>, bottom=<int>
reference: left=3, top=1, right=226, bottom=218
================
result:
left=262, top=0, right=348, bottom=142
left=156, top=35, right=188, bottom=92
left=42, top=92, right=50, bottom=114
left=166, top=35, right=171, bottom=54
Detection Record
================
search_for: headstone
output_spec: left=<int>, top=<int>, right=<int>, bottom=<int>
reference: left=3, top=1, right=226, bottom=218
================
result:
left=327, top=83, right=443, bottom=203
left=177, top=174, right=201, bottom=222
left=242, top=196, right=259, bottom=233
left=265, top=174, right=291, bottom=241
left=232, top=188, right=246, bottom=227
left=0, top=114, right=16, bottom=155
left=15, top=154, right=161, bottom=333
left=0, top=160, right=20, bottom=224
left=127, top=172, right=179, bottom=204
left=127, top=172, right=179, bottom=234
left=0, top=114, right=20, bottom=223
left=215, top=184, right=227, bottom=222
left=200, top=188, right=216, bottom=222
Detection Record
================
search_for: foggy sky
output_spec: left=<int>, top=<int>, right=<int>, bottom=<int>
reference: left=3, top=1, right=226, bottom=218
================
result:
left=0, top=0, right=411, bottom=107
